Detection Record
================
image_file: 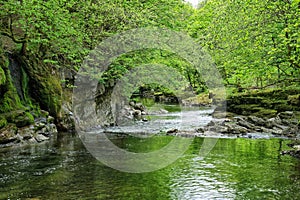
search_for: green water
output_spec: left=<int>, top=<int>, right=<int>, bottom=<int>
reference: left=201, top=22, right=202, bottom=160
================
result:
left=0, top=134, right=299, bottom=200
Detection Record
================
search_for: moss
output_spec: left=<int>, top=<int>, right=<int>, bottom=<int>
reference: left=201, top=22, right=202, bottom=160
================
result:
left=4, top=110, right=34, bottom=127
left=274, top=104, right=297, bottom=112
left=0, top=116, right=7, bottom=129
left=19, top=56, right=62, bottom=118
left=227, top=87, right=300, bottom=116
left=25, top=112, right=34, bottom=123
left=0, top=124, right=18, bottom=144
left=183, top=93, right=212, bottom=105
left=0, top=90, right=23, bottom=113
left=0, top=66, right=6, bottom=86
left=252, top=109, right=277, bottom=118
left=288, top=94, right=300, bottom=106
left=0, top=55, right=24, bottom=113
left=229, top=104, right=262, bottom=115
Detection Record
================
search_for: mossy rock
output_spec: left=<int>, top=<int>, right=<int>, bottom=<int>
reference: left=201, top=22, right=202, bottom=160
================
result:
left=226, top=88, right=300, bottom=116
left=288, top=94, right=300, bottom=106
left=19, top=56, right=62, bottom=118
left=228, top=104, right=262, bottom=115
left=252, top=109, right=277, bottom=118
left=0, top=90, right=23, bottom=113
left=0, top=55, right=24, bottom=113
left=4, top=110, right=34, bottom=127
left=238, top=96, right=264, bottom=104
left=0, top=124, right=18, bottom=144
left=260, top=99, right=274, bottom=107
left=274, top=104, right=298, bottom=112
left=0, top=116, right=7, bottom=129
left=0, top=66, right=6, bottom=86
left=35, top=76, right=62, bottom=117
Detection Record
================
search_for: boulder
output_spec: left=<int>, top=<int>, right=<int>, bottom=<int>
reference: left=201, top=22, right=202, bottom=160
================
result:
left=278, top=111, right=294, bottom=120
left=35, top=134, right=49, bottom=143
left=225, top=123, right=248, bottom=134
left=236, top=118, right=256, bottom=130
left=4, top=110, right=34, bottom=128
left=247, top=116, right=265, bottom=126
left=0, top=124, right=18, bottom=144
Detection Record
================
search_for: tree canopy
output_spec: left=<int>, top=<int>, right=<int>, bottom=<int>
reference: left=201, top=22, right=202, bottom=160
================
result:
left=189, top=0, right=300, bottom=90
left=0, top=0, right=299, bottom=94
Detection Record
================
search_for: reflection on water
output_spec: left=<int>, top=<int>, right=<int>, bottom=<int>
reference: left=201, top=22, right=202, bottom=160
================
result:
left=0, top=133, right=300, bottom=200
left=169, top=156, right=236, bottom=200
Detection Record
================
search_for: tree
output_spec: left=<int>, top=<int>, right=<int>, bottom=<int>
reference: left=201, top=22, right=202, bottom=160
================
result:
left=188, top=0, right=300, bottom=89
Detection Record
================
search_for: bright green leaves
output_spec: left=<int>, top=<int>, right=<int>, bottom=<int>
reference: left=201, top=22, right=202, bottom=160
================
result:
left=188, top=0, right=300, bottom=89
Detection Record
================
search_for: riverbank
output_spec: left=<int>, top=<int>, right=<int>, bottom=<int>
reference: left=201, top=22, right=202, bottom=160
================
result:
left=0, top=54, right=75, bottom=147
left=0, top=110, right=58, bottom=147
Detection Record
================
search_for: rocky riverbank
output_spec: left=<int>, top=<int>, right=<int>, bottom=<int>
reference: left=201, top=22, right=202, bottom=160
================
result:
left=0, top=110, right=58, bottom=147
left=197, top=111, right=300, bottom=138
left=165, top=110, right=300, bottom=158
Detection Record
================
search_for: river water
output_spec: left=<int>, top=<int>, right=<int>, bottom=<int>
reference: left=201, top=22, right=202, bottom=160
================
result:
left=1, top=106, right=300, bottom=199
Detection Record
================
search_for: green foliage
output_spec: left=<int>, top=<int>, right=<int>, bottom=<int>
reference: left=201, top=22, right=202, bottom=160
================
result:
left=3, top=110, right=34, bottom=127
left=0, top=56, right=23, bottom=113
left=30, top=73, right=62, bottom=118
left=103, top=49, right=205, bottom=94
left=0, top=116, right=7, bottom=129
left=0, top=0, right=194, bottom=71
left=1, top=0, right=299, bottom=119
left=0, top=90, right=22, bottom=113
left=0, top=66, right=5, bottom=86
left=189, top=0, right=300, bottom=89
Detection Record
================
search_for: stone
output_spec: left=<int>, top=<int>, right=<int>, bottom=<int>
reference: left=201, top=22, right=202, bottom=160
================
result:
left=40, top=110, right=49, bottom=117
left=216, top=125, right=229, bottom=133
left=167, top=129, right=178, bottom=134
left=271, top=128, right=283, bottom=135
left=133, top=110, right=142, bottom=116
left=225, top=123, right=248, bottom=134
left=142, top=118, right=148, bottom=122
left=134, top=103, right=145, bottom=111
left=129, top=101, right=135, bottom=107
left=247, top=116, right=265, bottom=126
left=237, top=118, right=255, bottom=130
left=278, top=111, right=294, bottom=120
left=265, top=117, right=282, bottom=129
left=212, top=111, right=235, bottom=119
left=18, top=126, right=34, bottom=140
left=260, top=127, right=272, bottom=133
left=196, top=127, right=205, bottom=133
left=27, top=137, right=37, bottom=144
left=35, top=122, right=46, bottom=130
left=4, top=110, right=34, bottom=128
left=293, top=145, right=300, bottom=150
left=48, top=124, right=58, bottom=134
left=282, top=125, right=299, bottom=137
left=0, top=124, right=18, bottom=144
left=47, top=116, right=54, bottom=123
left=35, top=134, right=49, bottom=143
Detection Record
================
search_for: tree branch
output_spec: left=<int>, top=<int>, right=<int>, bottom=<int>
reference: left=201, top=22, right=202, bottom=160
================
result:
left=0, top=17, right=27, bottom=44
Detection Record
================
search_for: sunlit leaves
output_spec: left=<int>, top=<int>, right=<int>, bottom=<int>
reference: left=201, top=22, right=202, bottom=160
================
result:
left=189, top=0, right=300, bottom=88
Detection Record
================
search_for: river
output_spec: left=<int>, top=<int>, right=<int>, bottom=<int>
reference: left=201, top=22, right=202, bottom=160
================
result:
left=1, top=105, right=300, bottom=199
